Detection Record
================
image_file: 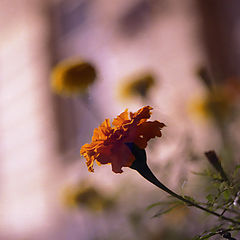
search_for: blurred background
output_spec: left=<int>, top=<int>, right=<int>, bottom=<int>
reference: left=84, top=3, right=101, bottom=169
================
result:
left=0, top=0, right=240, bottom=239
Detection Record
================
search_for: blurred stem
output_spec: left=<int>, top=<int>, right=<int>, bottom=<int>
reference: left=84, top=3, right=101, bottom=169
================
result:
left=132, top=161, right=240, bottom=225
left=205, top=150, right=230, bottom=183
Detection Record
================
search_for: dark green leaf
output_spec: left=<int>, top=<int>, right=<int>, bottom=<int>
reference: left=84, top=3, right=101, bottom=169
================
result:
left=206, top=194, right=214, bottom=203
left=222, top=189, right=232, bottom=201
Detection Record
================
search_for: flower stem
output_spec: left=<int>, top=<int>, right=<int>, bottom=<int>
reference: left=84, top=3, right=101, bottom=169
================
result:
left=127, top=143, right=239, bottom=225
left=132, top=161, right=240, bottom=225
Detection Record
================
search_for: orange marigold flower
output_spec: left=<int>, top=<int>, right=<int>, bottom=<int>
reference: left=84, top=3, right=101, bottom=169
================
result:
left=80, top=106, right=165, bottom=173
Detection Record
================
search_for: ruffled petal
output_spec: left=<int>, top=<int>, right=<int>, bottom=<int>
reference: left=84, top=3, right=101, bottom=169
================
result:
left=112, top=109, right=130, bottom=127
left=110, top=143, right=135, bottom=173
left=130, top=106, right=152, bottom=123
left=92, top=119, right=112, bottom=141
left=134, top=121, right=165, bottom=149
left=95, top=145, right=112, bottom=164
left=80, top=141, right=103, bottom=172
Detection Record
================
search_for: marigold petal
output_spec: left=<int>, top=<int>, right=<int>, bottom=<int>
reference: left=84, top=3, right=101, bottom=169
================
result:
left=80, top=141, right=104, bottom=172
left=112, top=109, right=130, bottom=127
left=134, top=121, right=165, bottom=149
left=92, top=119, right=112, bottom=141
left=91, top=143, right=135, bottom=173
left=86, top=157, right=95, bottom=172
left=80, top=141, right=101, bottom=154
left=110, top=144, right=135, bottom=173
left=99, top=119, right=112, bottom=136
left=130, top=106, right=152, bottom=123
left=95, top=146, right=112, bottom=164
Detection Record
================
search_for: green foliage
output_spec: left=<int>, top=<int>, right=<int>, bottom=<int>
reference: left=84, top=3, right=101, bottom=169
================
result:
left=232, top=165, right=240, bottom=178
left=193, top=225, right=240, bottom=240
left=151, top=204, right=181, bottom=218
left=183, top=195, right=197, bottom=206
left=146, top=200, right=182, bottom=210
left=151, top=152, right=240, bottom=240
left=191, top=163, right=240, bottom=239
left=147, top=199, right=183, bottom=218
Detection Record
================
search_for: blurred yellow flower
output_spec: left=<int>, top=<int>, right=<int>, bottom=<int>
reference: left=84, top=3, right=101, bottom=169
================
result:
left=80, top=106, right=165, bottom=173
left=190, top=91, right=232, bottom=120
left=190, top=77, right=240, bottom=122
left=119, top=73, right=156, bottom=99
left=62, top=184, right=114, bottom=212
left=51, top=59, right=97, bottom=95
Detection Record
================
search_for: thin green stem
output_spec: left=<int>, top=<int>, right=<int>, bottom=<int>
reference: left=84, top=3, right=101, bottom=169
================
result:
left=133, top=162, right=240, bottom=225
left=127, top=143, right=240, bottom=225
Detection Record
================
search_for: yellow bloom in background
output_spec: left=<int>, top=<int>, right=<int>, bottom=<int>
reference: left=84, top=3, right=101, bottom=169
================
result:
left=51, top=59, right=97, bottom=96
left=190, top=91, right=231, bottom=120
left=189, top=77, right=240, bottom=122
left=189, top=88, right=235, bottom=122
left=119, top=73, right=156, bottom=99
left=80, top=106, right=165, bottom=173
left=62, top=183, right=115, bottom=212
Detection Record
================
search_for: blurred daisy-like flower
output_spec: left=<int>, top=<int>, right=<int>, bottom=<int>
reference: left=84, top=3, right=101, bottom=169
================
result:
left=190, top=91, right=232, bottom=121
left=119, top=73, right=156, bottom=99
left=62, top=183, right=115, bottom=212
left=51, top=59, right=97, bottom=96
left=80, top=106, right=165, bottom=173
left=189, top=78, right=240, bottom=122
